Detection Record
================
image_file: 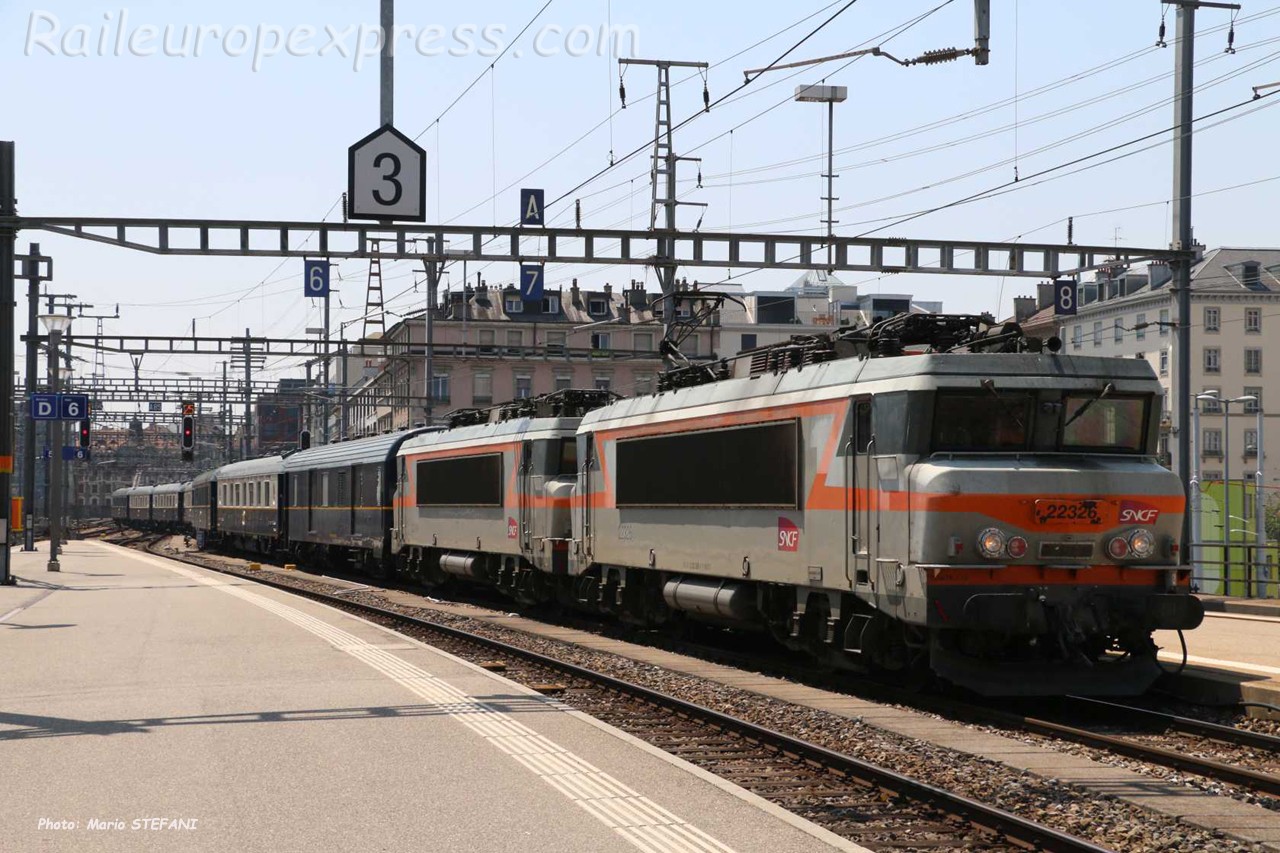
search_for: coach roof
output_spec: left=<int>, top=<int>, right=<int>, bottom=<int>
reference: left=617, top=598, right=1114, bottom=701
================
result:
left=216, top=456, right=285, bottom=479
left=284, top=428, right=436, bottom=472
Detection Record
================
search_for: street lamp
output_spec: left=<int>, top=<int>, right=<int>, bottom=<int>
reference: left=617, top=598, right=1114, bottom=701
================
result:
left=1197, top=393, right=1256, bottom=594
left=795, top=85, right=848, bottom=273
left=39, top=313, right=72, bottom=573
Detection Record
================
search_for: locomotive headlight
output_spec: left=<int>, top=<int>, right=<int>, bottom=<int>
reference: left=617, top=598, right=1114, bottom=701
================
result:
left=977, top=528, right=1007, bottom=559
left=1107, top=536, right=1130, bottom=560
left=1128, top=529, right=1155, bottom=560
left=1006, top=536, right=1029, bottom=559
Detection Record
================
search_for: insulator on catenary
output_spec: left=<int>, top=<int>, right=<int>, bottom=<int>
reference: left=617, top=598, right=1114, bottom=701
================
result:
left=618, top=80, right=627, bottom=108
left=914, top=47, right=965, bottom=65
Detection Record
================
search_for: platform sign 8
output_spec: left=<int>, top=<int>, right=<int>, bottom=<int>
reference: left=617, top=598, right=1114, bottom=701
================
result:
left=1053, top=279, right=1077, bottom=316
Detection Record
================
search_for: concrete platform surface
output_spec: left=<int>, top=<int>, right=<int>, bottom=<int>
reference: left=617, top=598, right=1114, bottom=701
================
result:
left=1156, top=607, right=1280, bottom=713
left=0, top=542, right=864, bottom=853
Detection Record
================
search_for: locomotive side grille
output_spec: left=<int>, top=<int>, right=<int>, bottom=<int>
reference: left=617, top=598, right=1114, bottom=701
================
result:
left=1039, top=542, right=1094, bottom=560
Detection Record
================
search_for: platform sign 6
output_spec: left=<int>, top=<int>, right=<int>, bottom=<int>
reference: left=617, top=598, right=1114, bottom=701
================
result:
left=520, top=189, right=545, bottom=226
left=1053, top=279, right=1078, bottom=316
left=520, top=265, right=544, bottom=302
left=59, top=394, right=90, bottom=420
left=347, top=125, right=427, bottom=222
left=304, top=260, right=330, bottom=297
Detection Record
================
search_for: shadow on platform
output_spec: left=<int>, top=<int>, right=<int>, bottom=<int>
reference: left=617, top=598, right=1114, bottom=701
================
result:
left=0, top=696, right=562, bottom=741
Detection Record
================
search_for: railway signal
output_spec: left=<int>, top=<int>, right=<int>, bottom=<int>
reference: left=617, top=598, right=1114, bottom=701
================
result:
left=78, top=418, right=90, bottom=448
left=181, top=400, right=195, bottom=461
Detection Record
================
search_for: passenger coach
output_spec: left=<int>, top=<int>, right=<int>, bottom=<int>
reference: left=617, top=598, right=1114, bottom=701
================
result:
left=284, top=428, right=434, bottom=572
left=213, top=456, right=285, bottom=552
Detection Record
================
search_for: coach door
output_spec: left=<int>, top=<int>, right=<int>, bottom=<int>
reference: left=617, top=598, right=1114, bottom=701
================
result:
left=847, top=398, right=874, bottom=588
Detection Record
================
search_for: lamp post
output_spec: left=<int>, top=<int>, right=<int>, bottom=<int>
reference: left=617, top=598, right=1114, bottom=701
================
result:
left=795, top=85, right=848, bottom=273
left=1245, top=401, right=1269, bottom=597
left=40, top=313, right=72, bottom=573
left=1198, top=393, right=1256, bottom=595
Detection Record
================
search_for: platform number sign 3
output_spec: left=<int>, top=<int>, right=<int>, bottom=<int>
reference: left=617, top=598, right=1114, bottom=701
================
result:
left=520, top=265, right=544, bottom=302
left=1053, top=279, right=1077, bottom=316
left=347, top=125, right=427, bottom=222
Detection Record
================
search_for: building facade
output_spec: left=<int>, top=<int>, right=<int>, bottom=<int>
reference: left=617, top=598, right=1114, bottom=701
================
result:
left=334, top=273, right=943, bottom=436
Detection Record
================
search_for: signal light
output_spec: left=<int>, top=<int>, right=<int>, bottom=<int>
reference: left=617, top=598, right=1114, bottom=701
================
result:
left=181, top=414, right=195, bottom=462
left=78, top=418, right=91, bottom=448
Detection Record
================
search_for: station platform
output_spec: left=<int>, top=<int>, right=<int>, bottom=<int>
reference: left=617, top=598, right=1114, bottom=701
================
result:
left=1156, top=596, right=1280, bottom=714
left=0, top=541, right=862, bottom=853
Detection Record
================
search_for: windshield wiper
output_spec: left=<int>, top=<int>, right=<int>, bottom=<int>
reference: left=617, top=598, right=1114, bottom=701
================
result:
left=980, top=379, right=1026, bottom=430
left=1062, top=382, right=1114, bottom=430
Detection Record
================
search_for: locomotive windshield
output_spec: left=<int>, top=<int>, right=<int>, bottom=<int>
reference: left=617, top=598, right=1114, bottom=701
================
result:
left=1060, top=394, right=1147, bottom=452
left=932, top=392, right=1033, bottom=452
left=931, top=390, right=1151, bottom=454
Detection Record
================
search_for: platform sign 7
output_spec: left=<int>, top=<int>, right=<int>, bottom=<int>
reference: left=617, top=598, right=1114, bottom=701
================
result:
left=520, top=265, right=544, bottom=302
left=58, top=394, right=89, bottom=420
left=1053, top=279, right=1077, bottom=316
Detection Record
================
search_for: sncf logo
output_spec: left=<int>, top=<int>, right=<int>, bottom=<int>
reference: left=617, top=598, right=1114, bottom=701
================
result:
left=507, top=517, right=519, bottom=539
left=1119, top=501, right=1160, bottom=524
left=777, top=517, right=800, bottom=552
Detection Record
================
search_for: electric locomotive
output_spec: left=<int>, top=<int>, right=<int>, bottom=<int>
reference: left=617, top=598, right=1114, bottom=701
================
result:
left=569, top=314, right=1202, bottom=695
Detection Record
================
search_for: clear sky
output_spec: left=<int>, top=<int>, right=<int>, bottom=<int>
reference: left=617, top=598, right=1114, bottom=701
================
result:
left=4, top=0, right=1279, bottom=395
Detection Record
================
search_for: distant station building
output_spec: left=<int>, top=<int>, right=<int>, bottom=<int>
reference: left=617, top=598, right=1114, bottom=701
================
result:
left=331, top=273, right=943, bottom=436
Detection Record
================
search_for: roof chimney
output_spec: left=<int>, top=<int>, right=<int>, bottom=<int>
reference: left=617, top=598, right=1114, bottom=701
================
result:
left=570, top=278, right=582, bottom=306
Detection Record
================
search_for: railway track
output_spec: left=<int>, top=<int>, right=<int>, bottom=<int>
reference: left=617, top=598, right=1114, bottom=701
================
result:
left=138, top=536, right=1109, bottom=853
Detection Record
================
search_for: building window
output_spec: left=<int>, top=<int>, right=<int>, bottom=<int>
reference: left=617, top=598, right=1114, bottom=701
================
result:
left=1072, top=325, right=1082, bottom=350
left=514, top=375, right=533, bottom=399
left=545, top=331, right=566, bottom=355
left=1136, top=313, right=1147, bottom=340
left=1244, top=388, right=1262, bottom=413
left=1158, top=309, right=1170, bottom=335
left=1204, top=306, right=1220, bottom=332
left=1159, top=350, right=1169, bottom=376
left=1246, top=307, right=1262, bottom=333
left=593, top=374, right=612, bottom=392
left=1243, top=261, right=1263, bottom=291
left=676, top=300, right=693, bottom=320
left=1202, top=429, right=1223, bottom=457
left=1092, top=321, right=1103, bottom=347
left=506, top=330, right=524, bottom=351
left=590, top=332, right=611, bottom=351
left=478, top=329, right=496, bottom=353
left=504, top=295, right=524, bottom=314
left=634, top=332, right=654, bottom=351
left=430, top=373, right=450, bottom=403
left=588, top=298, right=608, bottom=316
left=554, top=373, right=572, bottom=392
left=1245, top=429, right=1259, bottom=457
left=687, top=335, right=700, bottom=356
left=1245, top=348, right=1262, bottom=374
left=1204, top=347, right=1220, bottom=373
left=741, top=333, right=758, bottom=351
left=542, top=295, right=561, bottom=314
left=633, top=373, right=654, bottom=395
left=1201, top=390, right=1221, bottom=412
left=473, top=372, right=493, bottom=405
left=1113, top=319, right=1123, bottom=343
left=1203, top=470, right=1222, bottom=482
